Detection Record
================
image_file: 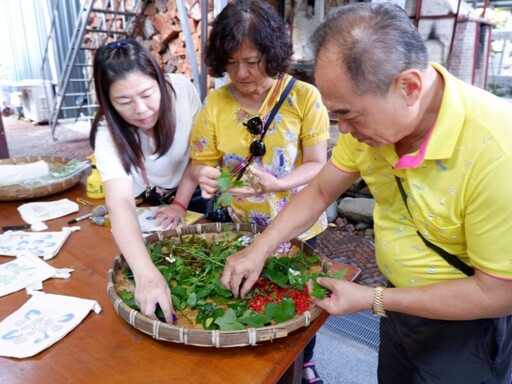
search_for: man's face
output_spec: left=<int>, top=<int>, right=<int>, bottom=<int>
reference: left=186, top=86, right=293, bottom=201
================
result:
left=314, top=51, right=414, bottom=148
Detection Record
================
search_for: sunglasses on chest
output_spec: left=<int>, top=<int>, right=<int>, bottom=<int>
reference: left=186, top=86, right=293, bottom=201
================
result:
left=243, top=116, right=266, bottom=157
left=232, top=76, right=296, bottom=180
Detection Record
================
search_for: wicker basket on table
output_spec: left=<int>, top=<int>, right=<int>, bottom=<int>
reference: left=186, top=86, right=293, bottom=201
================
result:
left=107, top=222, right=359, bottom=348
left=0, top=156, right=87, bottom=201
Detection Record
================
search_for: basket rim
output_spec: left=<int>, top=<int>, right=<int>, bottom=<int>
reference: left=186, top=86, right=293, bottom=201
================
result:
left=107, top=222, right=329, bottom=347
left=0, top=156, right=87, bottom=201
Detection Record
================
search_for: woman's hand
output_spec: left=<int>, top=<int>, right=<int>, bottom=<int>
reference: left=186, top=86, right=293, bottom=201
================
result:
left=153, top=204, right=186, bottom=229
left=229, top=165, right=282, bottom=198
left=194, top=165, right=222, bottom=199
left=134, top=265, right=176, bottom=324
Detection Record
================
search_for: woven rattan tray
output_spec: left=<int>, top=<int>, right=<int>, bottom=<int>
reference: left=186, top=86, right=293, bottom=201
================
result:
left=0, top=156, right=88, bottom=201
left=108, top=223, right=359, bottom=347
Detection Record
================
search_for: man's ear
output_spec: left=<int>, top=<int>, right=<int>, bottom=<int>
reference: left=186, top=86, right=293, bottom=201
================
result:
left=394, top=69, right=422, bottom=106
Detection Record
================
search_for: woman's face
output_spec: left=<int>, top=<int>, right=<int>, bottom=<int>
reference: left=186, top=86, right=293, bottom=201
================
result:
left=109, top=71, right=161, bottom=133
left=225, top=41, right=272, bottom=96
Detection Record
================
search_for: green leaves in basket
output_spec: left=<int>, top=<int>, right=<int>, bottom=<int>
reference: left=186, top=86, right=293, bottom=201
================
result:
left=265, top=299, right=296, bottom=323
left=50, top=159, right=89, bottom=179
left=119, top=232, right=347, bottom=331
left=239, top=310, right=271, bottom=328
left=118, top=290, right=137, bottom=309
left=214, top=308, right=246, bottom=331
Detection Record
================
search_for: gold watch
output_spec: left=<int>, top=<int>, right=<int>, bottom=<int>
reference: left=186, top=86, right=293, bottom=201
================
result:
left=372, top=286, right=387, bottom=317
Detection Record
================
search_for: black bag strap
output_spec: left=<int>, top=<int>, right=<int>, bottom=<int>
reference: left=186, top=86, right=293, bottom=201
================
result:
left=261, top=77, right=296, bottom=138
left=395, top=176, right=475, bottom=276
left=236, top=77, right=296, bottom=181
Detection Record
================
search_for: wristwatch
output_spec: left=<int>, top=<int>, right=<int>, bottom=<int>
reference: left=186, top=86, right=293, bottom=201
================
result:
left=372, top=286, right=387, bottom=317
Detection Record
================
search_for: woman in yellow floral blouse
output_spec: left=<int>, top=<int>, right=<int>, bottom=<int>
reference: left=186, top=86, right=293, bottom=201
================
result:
left=189, top=0, right=329, bottom=382
left=189, top=1, right=329, bottom=243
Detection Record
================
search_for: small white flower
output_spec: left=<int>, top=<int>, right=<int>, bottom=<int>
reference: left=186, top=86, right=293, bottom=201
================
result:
left=238, top=235, right=253, bottom=246
left=288, top=268, right=300, bottom=276
left=165, top=256, right=176, bottom=264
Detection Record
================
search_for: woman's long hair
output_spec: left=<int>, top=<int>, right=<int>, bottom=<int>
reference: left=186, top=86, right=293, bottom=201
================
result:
left=90, top=38, right=176, bottom=174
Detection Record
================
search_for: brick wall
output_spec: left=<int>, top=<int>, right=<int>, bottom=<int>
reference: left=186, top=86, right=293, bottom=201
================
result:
left=409, top=0, right=490, bottom=88
left=135, top=0, right=491, bottom=91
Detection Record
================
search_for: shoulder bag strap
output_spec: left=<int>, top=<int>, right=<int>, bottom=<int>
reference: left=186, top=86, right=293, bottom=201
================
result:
left=395, top=176, right=475, bottom=276
left=235, top=77, right=297, bottom=180
left=260, top=77, right=296, bottom=139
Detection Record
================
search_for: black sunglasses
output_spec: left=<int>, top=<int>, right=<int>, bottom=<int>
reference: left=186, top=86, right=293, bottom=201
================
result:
left=243, top=117, right=266, bottom=157
left=249, top=139, right=265, bottom=157
left=243, top=116, right=263, bottom=135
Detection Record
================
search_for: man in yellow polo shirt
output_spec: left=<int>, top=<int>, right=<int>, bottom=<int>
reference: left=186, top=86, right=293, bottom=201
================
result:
left=220, top=3, right=512, bottom=383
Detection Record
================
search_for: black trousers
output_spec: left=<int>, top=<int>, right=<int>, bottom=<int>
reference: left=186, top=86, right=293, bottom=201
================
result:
left=378, top=310, right=512, bottom=384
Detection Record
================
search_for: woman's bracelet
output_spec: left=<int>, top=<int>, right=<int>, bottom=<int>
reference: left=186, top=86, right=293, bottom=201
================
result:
left=171, top=199, right=187, bottom=211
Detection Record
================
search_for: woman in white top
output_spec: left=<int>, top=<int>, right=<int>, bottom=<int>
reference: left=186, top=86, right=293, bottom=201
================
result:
left=90, top=39, right=202, bottom=323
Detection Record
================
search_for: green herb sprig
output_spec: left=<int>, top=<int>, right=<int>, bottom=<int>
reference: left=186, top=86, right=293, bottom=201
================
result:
left=214, top=167, right=246, bottom=210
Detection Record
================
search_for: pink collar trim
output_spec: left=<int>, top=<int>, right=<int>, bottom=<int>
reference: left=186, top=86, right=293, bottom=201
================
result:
left=395, top=126, right=434, bottom=169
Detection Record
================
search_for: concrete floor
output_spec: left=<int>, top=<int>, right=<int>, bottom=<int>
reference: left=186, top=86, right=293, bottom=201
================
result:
left=290, top=0, right=325, bottom=61
left=315, top=323, right=378, bottom=384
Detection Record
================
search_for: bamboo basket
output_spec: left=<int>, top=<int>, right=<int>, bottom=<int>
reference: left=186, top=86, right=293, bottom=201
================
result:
left=107, top=222, right=349, bottom=348
left=0, top=156, right=87, bottom=201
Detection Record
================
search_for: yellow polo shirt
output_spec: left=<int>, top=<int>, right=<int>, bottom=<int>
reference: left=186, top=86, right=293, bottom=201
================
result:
left=331, top=63, right=512, bottom=286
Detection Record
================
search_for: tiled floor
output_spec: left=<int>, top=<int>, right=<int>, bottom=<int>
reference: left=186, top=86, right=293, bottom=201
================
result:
left=3, top=117, right=91, bottom=160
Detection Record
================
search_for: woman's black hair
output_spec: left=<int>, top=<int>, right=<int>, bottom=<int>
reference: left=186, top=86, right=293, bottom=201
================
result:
left=90, top=38, right=176, bottom=174
left=205, top=0, right=293, bottom=78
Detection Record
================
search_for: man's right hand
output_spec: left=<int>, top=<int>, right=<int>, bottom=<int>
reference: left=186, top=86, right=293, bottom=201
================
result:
left=221, top=245, right=268, bottom=298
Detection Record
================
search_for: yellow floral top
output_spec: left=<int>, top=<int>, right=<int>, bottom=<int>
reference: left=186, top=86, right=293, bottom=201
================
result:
left=190, top=74, right=330, bottom=240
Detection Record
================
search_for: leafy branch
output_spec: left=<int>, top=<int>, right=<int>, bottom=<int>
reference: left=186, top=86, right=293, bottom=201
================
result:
left=214, top=167, right=246, bottom=210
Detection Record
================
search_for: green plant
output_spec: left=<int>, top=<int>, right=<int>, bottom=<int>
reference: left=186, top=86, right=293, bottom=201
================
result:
left=119, top=232, right=347, bottom=331
left=214, top=167, right=246, bottom=210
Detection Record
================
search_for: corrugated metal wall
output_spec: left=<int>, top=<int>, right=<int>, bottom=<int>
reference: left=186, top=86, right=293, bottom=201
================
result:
left=0, top=0, right=84, bottom=119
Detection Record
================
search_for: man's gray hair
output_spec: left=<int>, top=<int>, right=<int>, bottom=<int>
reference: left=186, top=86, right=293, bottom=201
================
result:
left=311, top=3, right=428, bottom=96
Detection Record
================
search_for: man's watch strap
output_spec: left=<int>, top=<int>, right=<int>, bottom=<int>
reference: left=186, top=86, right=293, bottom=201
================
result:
left=372, top=286, right=387, bottom=317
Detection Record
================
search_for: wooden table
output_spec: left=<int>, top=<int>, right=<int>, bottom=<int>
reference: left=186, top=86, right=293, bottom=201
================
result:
left=0, top=182, right=359, bottom=384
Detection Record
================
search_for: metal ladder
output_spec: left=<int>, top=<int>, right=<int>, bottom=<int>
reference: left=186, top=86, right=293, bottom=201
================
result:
left=46, top=0, right=147, bottom=139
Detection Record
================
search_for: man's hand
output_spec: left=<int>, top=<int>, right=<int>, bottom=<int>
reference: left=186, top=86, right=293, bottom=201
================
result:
left=307, top=278, right=373, bottom=315
left=221, top=247, right=268, bottom=298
